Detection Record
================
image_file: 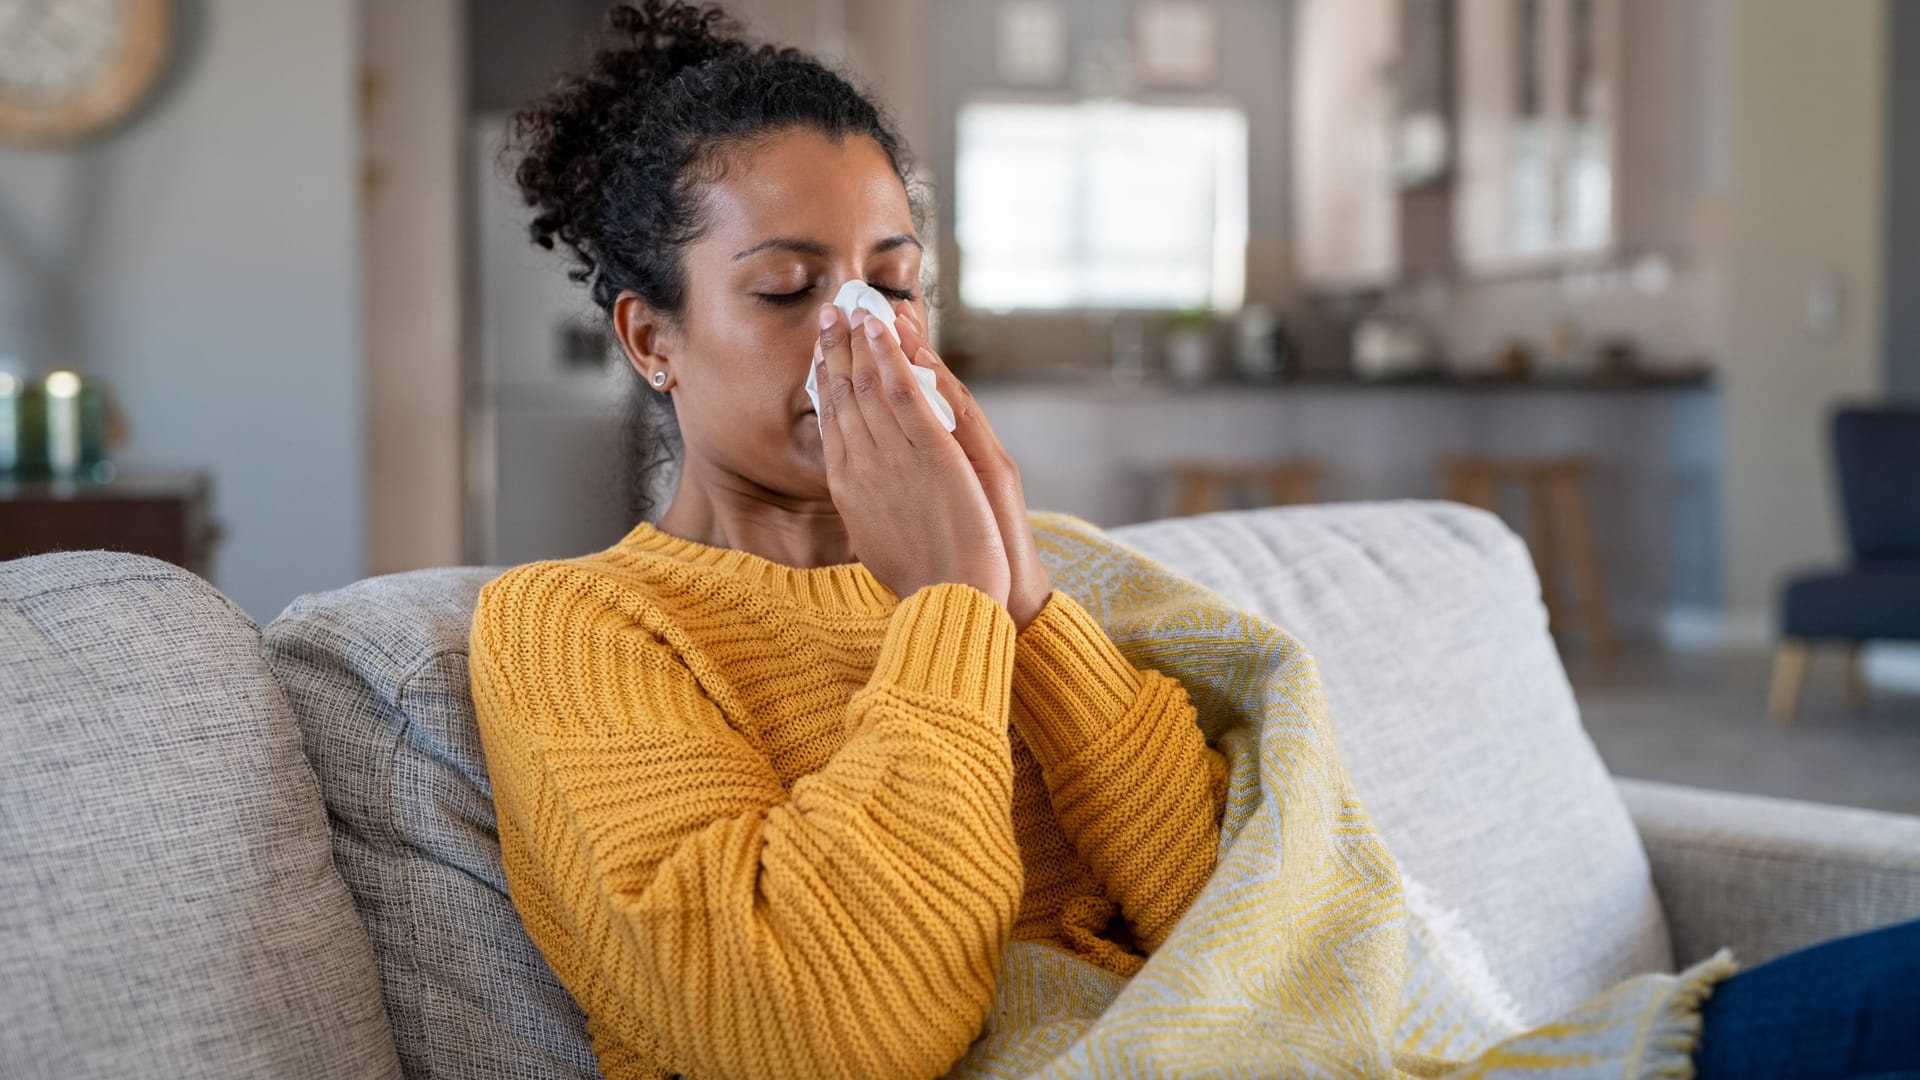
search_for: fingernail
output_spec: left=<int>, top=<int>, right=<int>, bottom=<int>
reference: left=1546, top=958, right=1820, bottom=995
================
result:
left=864, top=318, right=885, bottom=339
left=818, top=305, right=837, bottom=332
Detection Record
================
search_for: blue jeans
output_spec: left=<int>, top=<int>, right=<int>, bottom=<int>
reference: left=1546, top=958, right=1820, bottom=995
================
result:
left=1692, top=916, right=1920, bottom=1079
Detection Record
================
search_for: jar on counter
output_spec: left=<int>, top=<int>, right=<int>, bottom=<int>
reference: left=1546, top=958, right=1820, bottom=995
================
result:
left=1, top=370, right=48, bottom=477
left=3, top=370, right=113, bottom=480
left=42, top=370, right=111, bottom=478
left=0, top=370, right=16, bottom=474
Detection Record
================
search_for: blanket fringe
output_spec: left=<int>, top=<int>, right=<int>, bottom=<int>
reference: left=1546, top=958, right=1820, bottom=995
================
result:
left=1635, top=947, right=1740, bottom=1080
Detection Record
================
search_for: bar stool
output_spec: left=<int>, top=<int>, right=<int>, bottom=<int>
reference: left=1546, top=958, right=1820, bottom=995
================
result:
left=1441, top=455, right=1615, bottom=657
left=1170, top=460, right=1321, bottom=516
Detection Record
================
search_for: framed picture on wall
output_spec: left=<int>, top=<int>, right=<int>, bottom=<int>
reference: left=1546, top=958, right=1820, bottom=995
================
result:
left=1134, top=1, right=1218, bottom=89
left=998, top=1, right=1068, bottom=86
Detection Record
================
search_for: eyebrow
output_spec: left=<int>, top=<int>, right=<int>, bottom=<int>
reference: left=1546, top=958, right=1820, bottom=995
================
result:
left=731, top=233, right=923, bottom=261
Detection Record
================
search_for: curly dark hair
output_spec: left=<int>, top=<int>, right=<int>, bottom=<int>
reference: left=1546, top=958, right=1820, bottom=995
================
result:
left=508, top=0, right=927, bottom=524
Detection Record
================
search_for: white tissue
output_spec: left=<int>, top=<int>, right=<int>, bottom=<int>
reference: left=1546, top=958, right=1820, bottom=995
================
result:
left=806, top=280, right=958, bottom=434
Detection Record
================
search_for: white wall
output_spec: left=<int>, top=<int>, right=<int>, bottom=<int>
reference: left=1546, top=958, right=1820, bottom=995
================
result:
left=1715, top=0, right=1886, bottom=626
left=1887, top=0, right=1920, bottom=400
left=0, top=0, right=363, bottom=623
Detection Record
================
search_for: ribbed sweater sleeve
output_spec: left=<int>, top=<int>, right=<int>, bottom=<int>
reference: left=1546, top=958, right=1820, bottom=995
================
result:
left=1010, top=588, right=1229, bottom=955
left=468, top=567, right=1024, bottom=1080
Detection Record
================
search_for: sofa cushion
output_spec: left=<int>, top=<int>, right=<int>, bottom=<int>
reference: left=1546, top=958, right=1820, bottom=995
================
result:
left=1109, top=501, right=1673, bottom=1025
left=0, top=551, right=403, bottom=1080
left=1781, top=567, right=1920, bottom=640
left=267, top=501, right=1672, bottom=1064
left=264, top=567, right=602, bottom=1080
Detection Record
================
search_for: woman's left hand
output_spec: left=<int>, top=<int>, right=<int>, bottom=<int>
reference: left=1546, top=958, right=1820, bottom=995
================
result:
left=894, top=300, right=1053, bottom=632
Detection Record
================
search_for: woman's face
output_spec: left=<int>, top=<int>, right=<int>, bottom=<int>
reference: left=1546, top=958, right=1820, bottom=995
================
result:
left=615, top=127, right=925, bottom=503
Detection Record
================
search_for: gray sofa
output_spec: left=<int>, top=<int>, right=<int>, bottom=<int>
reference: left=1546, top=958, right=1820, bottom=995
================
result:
left=4, top=501, right=1917, bottom=1079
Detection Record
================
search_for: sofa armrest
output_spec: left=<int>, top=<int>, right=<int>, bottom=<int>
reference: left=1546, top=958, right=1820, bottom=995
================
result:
left=1616, top=777, right=1920, bottom=969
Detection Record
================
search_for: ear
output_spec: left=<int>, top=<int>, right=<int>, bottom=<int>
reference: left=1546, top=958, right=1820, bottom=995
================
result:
left=612, top=290, right=673, bottom=378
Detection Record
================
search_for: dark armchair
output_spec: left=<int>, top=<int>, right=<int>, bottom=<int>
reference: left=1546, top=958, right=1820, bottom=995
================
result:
left=1770, top=405, right=1920, bottom=725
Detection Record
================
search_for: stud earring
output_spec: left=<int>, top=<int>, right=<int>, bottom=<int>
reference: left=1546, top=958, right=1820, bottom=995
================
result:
left=652, top=370, right=667, bottom=387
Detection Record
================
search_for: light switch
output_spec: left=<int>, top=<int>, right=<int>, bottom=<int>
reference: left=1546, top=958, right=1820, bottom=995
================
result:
left=1806, top=271, right=1844, bottom=341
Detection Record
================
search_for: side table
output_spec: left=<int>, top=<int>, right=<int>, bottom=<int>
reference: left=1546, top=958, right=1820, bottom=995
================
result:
left=0, top=468, right=223, bottom=580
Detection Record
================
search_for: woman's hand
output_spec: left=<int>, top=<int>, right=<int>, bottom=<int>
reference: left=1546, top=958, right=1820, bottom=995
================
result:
left=892, top=301, right=1054, bottom=632
left=814, top=303, right=1012, bottom=609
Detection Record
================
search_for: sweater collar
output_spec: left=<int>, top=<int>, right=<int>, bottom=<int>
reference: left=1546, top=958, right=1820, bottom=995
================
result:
left=614, top=520, right=899, bottom=614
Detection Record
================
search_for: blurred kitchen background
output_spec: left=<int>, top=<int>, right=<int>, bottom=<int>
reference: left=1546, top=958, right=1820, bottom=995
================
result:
left=1, top=0, right=1916, bottom=809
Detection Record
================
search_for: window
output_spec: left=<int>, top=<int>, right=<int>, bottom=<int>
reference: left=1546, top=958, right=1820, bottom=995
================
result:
left=955, top=100, right=1248, bottom=312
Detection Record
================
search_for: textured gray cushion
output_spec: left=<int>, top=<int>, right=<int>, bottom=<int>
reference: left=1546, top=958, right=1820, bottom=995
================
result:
left=1619, top=776, right=1920, bottom=968
left=264, top=567, right=602, bottom=1080
left=1109, top=501, right=1674, bottom=1026
left=0, top=550, right=403, bottom=1080
left=264, top=500, right=1674, bottom=1077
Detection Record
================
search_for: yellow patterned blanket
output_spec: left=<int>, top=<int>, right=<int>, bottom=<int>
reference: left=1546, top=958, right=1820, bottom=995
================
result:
left=946, top=513, right=1739, bottom=1079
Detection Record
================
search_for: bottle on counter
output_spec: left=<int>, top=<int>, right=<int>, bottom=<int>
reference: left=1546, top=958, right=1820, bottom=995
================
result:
left=1, top=368, right=49, bottom=478
left=1233, top=303, right=1297, bottom=382
left=0, top=365, right=19, bottom=476
left=1110, top=314, right=1148, bottom=385
left=1165, top=308, right=1215, bottom=386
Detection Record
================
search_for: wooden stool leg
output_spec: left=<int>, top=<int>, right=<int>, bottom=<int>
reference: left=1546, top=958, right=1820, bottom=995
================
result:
left=1843, top=643, right=1869, bottom=712
left=1769, top=640, right=1812, bottom=727
left=1444, top=462, right=1498, bottom=511
left=1175, top=470, right=1227, bottom=516
left=1546, top=467, right=1615, bottom=658
left=1261, top=463, right=1320, bottom=507
left=1525, top=472, right=1564, bottom=639
left=1291, top=462, right=1321, bottom=504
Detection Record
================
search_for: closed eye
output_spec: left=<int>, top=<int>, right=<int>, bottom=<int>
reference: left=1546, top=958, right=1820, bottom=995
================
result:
left=756, top=283, right=918, bottom=306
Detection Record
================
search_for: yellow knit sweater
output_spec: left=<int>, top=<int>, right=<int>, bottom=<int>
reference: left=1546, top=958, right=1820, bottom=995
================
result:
left=467, top=519, right=1229, bottom=1080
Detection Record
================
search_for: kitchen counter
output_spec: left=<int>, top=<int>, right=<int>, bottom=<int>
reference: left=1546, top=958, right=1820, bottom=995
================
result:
left=961, top=366, right=1716, bottom=395
left=971, top=368, right=1720, bottom=641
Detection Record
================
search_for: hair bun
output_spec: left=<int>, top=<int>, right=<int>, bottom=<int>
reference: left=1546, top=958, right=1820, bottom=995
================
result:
left=510, top=2, right=752, bottom=302
left=604, top=1, right=748, bottom=89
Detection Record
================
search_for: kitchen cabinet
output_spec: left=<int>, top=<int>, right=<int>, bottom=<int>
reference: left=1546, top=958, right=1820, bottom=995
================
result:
left=1454, top=0, right=1622, bottom=272
left=1293, top=0, right=1698, bottom=288
left=0, top=468, right=222, bottom=579
left=1292, top=0, right=1465, bottom=290
left=1292, top=0, right=1399, bottom=291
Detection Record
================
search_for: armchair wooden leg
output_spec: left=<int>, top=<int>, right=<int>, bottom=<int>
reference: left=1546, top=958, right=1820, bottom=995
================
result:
left=1768, top=640, right=1811, bottom=728
left=1843, top=643, right=1869, bottom=712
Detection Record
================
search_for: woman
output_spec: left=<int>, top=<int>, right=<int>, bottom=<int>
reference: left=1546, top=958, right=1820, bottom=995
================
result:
left=466, top=4, right=1920, bottom=1080
left=468, top=4, right=1223, bottom=1077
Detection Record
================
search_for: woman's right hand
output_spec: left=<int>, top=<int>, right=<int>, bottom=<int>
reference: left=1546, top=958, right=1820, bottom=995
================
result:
left=814, top=302, right=1012, bottom=609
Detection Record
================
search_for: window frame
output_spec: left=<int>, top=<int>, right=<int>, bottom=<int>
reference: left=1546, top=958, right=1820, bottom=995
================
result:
left=951, top=92, right=1251, bottom=315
